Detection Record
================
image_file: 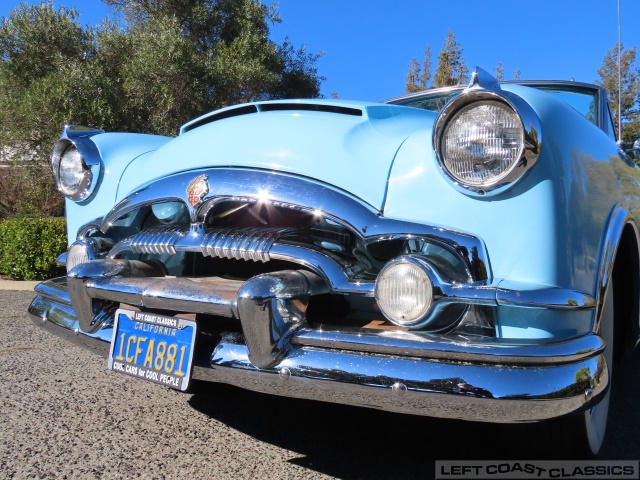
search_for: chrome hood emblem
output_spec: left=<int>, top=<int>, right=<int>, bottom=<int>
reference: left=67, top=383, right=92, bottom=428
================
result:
left=186, top=174, right=209, bottom=207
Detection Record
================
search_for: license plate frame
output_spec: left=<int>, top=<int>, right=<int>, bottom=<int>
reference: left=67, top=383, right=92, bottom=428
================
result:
left=108, top=308, right=197, bottom=391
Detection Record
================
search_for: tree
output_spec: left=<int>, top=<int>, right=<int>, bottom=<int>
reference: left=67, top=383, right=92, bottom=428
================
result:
left=405, top=32, right=467, bottom=92
left=0, top=2, right=93, bottom=218
left=0, top=1, right=325, bottom=218
left=512, top=68, right=521, bottom=80
left=596, top=43, right=640, bottom=143
left=101, top=0, right=324, bottom=134
left=433, top=30, right=468, bottom=87
left=494, top=62, right=504, bottom=81
left=419, top=44, right=431, bottom=88
left=405, top=44, right=432, bottom=93
left=0, top=3, right=95, bottom=145
left=405, top=57, right=421, bottom=93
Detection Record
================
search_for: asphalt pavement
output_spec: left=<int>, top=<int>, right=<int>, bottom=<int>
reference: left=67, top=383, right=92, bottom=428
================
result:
left=1, top=288, right=639, bottom=479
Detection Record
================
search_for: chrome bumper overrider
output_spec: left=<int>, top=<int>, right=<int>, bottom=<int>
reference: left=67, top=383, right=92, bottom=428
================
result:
left=28, top=277, right=609, bottom=423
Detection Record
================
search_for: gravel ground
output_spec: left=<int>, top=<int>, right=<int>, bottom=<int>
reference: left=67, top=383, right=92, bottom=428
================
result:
left=1, top=290, right=639, bottom=479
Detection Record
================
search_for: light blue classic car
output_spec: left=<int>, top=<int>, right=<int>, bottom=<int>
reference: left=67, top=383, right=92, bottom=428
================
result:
left=30, top=68, right=640, bottom=457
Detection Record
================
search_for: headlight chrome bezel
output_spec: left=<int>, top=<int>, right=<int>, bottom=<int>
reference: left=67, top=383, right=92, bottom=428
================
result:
left=433, top=81, right=542, bottom=197
left=50, top=125, right=104, bottom=202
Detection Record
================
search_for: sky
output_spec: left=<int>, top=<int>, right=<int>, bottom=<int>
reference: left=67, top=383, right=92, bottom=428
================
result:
left=1, top=0, right=639, bottom=102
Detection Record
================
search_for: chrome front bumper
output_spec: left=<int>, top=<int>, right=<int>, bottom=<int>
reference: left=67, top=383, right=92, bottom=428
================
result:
left=28, top=277, right=608, bottom=423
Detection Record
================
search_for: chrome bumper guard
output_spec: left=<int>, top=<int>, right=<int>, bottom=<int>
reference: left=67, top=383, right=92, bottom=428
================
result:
left=28, top=274, right=608, bottom=423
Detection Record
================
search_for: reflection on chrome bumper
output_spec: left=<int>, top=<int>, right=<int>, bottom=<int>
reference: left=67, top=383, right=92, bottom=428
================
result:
left=28, top=277, right=608, bottom=423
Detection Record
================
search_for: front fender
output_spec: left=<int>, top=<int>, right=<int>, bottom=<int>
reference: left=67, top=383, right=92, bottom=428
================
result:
left=384, top=84, right=624, bottom=298
left=64, top=133, right=172, bottom=241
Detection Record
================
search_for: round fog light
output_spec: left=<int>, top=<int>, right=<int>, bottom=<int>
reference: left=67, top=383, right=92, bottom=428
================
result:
left=375, top=257, right=433, bottom=326
left=66, top=240, right=96, bottom=273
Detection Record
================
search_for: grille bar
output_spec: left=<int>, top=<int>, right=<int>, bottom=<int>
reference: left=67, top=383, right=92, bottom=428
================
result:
left=130, top=226, right=186, bottom=255
left=127, top=225, right=291, bottom=262
left=202, top=227, right=287, bottom=262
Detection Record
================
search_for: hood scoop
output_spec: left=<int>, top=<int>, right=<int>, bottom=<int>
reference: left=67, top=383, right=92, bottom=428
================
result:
left=181, top=102, right=363, bottom=134
left=259, top=103, right=362, bottom=116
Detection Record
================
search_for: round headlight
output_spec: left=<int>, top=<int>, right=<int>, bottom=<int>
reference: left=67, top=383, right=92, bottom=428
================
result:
left=441, top=101, right=524, bottom=188
left=375, top=258, right=433, bottom=326
left=58, top=146, right=90, bottom=198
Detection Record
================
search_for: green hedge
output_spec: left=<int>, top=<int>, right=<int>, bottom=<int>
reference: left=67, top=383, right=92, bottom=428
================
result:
left=0, top=217, right=67, bottom=281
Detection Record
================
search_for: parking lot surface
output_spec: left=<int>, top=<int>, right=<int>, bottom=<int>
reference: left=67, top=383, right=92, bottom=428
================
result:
left=1, top=290, right=638, bottom=479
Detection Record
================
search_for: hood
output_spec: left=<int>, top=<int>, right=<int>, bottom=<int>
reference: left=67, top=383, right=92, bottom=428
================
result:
left=117, top=99, right=437, bottom=210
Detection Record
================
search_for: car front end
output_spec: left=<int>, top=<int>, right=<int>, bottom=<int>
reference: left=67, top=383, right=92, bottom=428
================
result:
left=30, top=69, right=636, bottom=444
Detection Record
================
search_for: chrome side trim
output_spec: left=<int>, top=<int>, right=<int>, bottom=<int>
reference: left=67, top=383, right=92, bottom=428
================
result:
left=98, top=168, right=491, bottom=282
left=371, top=255, right=596, bottom=329
left=291, top=328, right=604, bottom=365
left=370, top=255, right=594, bottom=327
left=593, top=204, right=640, bottom=333
left=495, top=280, right=596, bottom=309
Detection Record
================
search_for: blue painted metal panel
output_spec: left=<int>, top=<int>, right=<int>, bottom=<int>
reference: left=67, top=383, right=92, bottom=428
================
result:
left=115, top=104, right=437, bottom=210
left=65, top=133, right=172, bottom=240
left=385, top=84, right=623, bottom=299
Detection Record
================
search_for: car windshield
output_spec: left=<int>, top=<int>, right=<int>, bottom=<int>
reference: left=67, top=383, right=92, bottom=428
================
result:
left=533, top=86, right=598, bottom=124
left=390, top=91, right=461, bottom=112
left=389, top=85, right=599, bottom=126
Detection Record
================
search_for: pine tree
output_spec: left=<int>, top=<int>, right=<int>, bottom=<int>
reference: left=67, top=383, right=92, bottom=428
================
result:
left=405, top=57, right=421, bottom=93
left=596, top=43, right=640, bottom=143
left=456, top=62, right=469, bottom=86
left=419, top=45, right=431, bottom=89
left=433, top=30, right=468, bottom=87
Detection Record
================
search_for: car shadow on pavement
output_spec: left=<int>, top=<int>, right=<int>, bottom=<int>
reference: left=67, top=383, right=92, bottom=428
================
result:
left=187, top=349, right=640, bottom=480
left=188, top=381, right=501, bottom=480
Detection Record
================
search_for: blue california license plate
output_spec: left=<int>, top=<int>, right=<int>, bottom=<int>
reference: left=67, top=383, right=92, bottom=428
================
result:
left=108, top=309, right=197, bottom=391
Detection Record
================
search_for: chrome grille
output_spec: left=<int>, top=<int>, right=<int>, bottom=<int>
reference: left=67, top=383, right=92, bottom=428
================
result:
left=127, top=225, right=292, bottom=262
left=130, top=226, right=186, bottom=255
left=202, top=227, right=289, bottom=262
left=99, top=168, right=491, bottom=282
